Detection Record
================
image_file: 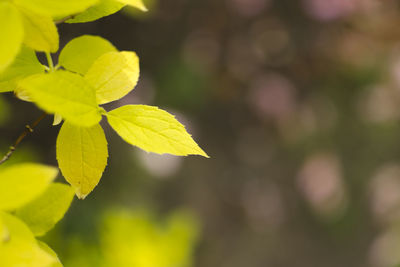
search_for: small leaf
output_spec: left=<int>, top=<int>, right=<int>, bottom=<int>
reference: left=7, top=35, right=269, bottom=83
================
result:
left=53, top=114, right=63, bottom=126
left=0, top=46, right=44, bottom=93
left=18, top=71, right=102, bottom=127
left=116, top=0, right=147, bottom=11
left=0, top=164, right=58, bottom=211
left=0, top=212, right=57, bottom=267
left=13, top=0, right=99, bottom=18
left=67, top=0, right=125, bottom=23
left=18, top=7, right=59, bottom=53
left=16, top=183, right=75, bottom=236
left=57, top=122, right=108, bottom=199
left=0, top=2, right=24, bottom=73
left=85, top=51, right=140, bottom=104
left=59, top=35, right=117, bottom=75
left=106, top=105, right=208, bottom=157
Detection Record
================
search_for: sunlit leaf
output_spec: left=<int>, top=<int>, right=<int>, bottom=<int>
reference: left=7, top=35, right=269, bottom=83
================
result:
left=106, top=105, right=209, bottom=157
left=85, top=51, right=139, bottom=104
left=0, top=2, right=24, bottom=73
left=57, top=122, right=108, bottom=199
left=18, top=71, right=102, bottom=127
left=116, top=0, right=147, bottom=11
left=16, top=183, right=75, bottom=236
left=67, top=0, right=125, bottom=23
left=37, top=241, right=63, bottom=267
left=59, top=35, right=117, bottom=75
left=18, top=7, right=59, bottom=52
left=0, top=46, right=44, bottom=93
left=0, top=212, right=57, bottom=267
left=13, top=0, right=99, bottom=18
left=0, top=164, right=58, bottom=211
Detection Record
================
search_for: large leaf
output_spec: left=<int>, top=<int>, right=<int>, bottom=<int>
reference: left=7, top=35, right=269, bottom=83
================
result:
left=59, top=35, right=117, bottom=75
left=106, top=105, right=208, bottom=157
left=0, top=212, right=57, bottom=267
left=116, top=0, right=147, bottom=11
left=57, top=122, right=108, bottom=199
left=67, top=0, right=125, bottom=23
left=0, top=164, right=58, bottom=211
left=0, top=2, right=24, bottom=73
left=16, top=183, right=75, bottom=236
left=0, top=46, right=44, bottom=93
left=13, top=0, right=99, bottom=18
left=85, top=51, right=140, bottom=104
left=18, top=7, right=59, bottom=52
left=18, top=71, right=102, bottom=127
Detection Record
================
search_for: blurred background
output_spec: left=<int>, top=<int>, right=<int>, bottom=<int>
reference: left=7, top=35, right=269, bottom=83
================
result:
left=3, top=0, right=400, bottom=266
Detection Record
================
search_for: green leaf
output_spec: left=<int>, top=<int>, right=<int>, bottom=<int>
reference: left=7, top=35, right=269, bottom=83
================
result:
left=0, top=2, right=24, bottom=73
left=0, top=46, right=44, bottom=93
left=59, top=35, right=117, bottom=75
left=0, top=212, right=57, bottom=267
left=18, top=71, right=102, bottom=127
left=0, top=164, right=58, bottom=211
left=67, top=0, right=125, bottom=23
left=17, top=7, right=59, bottom=53
left=16, top=183, right=75, bottom=236
left=85, top=51, right=140, bottom=104
left=57, top=122, right=108, bottom=199
left=37, top=241, right=63, bottom=267
left=116, top=0, right=147, bottom=11
left=13, top=0, right=100, bottom=18
left=106, top=105, right=209, bottom=157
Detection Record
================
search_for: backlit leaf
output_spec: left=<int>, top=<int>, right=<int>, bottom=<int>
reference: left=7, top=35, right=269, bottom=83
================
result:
left=106, top=105, right=208, bottom=157
left=0, top=2, right=24, bottom=73
left=0, top=46, right=44, bottom=93
left=16, top=183, right=75, bottom=236
left=67, top=0, right=125, bottom=23
left=13, top=0, right=99, bottom=18
left=57, top=122, right=108, bottom=199
left=18, top=71, right=102, bottom=127
left=18, top=7, right=59, bottom=52
left=37, top=241, right=63, bottom=267
left=0, top=163, right=58, bottom=211
left=0, top=212, right=57, bottom=267
left=59, top=35, right=117, bottom=75
left=116, top=0, right=147, bottom=11
left=85, top=51, right=139, bottom=104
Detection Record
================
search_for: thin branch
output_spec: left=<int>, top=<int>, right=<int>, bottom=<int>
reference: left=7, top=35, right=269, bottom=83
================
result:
left=0, top=112, right=47, bottom=165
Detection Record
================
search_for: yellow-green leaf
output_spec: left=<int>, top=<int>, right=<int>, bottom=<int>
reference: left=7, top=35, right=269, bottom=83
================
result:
left=16, top=183, right=75, bottom=236
left=37, top=241, right=63, bottom=267
left=0, top=2, right=24, bottom=73
left=0, top=212, right=57, bottom=267
left=59, top=35, right=117, bottom=75
left=0, top=164, right=58, bottom=211
left=67, top=0, right=125, bottom=23
left=18, top=7, right=59, bottom=52
left=85, top=51, right=140, bottom=104
left=18, top=71, right=102, bottom=127
left=116, top=0, right=147, bottom=11
left=57, top=122, right=108, bottom=199
left=0, top=46, right=44, bottom=93
left=13, top=0, right=99, bottom=18
left=106, top=105, right=209, bottom=157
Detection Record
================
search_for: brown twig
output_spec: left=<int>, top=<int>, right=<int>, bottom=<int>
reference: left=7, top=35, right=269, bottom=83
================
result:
left=0, top=112, right=47, bottom=165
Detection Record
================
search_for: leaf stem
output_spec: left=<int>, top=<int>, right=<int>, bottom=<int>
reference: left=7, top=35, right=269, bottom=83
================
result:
left=0, top=112, right=47, bottom=165
left=45, top=52, right=54, bottom=71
